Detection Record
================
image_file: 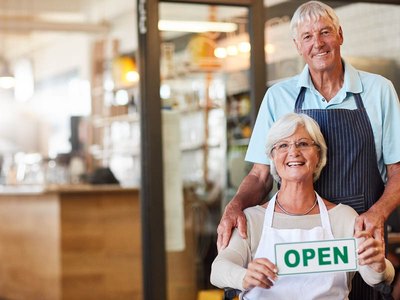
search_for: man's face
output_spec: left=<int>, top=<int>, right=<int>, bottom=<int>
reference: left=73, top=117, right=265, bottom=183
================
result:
left=294, top=16, right=343, bottom=73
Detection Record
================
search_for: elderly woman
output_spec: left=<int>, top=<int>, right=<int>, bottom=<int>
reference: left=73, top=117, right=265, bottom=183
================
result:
left=210, top=113, right=394, bottom=299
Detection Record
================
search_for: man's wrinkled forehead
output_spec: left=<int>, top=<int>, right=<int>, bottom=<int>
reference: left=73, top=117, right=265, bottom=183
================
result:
left=295, top=16, right=337, bottom=37
left=298, top=14, right=335, bottom=28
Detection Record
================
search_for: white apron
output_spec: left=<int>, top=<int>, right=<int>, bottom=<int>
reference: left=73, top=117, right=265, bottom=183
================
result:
left=243, top=192, right=349, bottom=300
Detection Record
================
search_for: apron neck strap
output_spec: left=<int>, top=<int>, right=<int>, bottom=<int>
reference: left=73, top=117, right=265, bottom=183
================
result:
left=265, top=192, right=333, bottom=234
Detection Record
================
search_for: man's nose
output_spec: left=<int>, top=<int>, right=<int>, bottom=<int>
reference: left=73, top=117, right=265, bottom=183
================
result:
left=313, top=34, right=324, bottom=47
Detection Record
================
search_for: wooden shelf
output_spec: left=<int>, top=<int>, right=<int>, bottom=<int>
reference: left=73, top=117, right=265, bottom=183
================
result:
left=181, top=142, right=221, bottom=152
left=91, top=113, right=140, bottom=127
left=113, top=83, right=138, bottom=91
left=229, top=138, right=249, bottom=147
left=89, top=145, right=140, bottom=158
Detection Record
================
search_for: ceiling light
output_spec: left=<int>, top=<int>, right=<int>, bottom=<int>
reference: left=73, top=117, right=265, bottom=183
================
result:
left=0, top=57, right=15, bottom=89
left=158, top=20, right=238, bottom=33
left=214, top=47, right=227, bottom=59
left=0, top=75, right=15, bottom=89
left=238, top=42, right=251, bottom=53
left=265, top=43, right=275, bottom=54
left=226, top=45, right=238, bottom=56
left=113, top=56, right=138, bottom=87
left=0, top=16, right=109, bottom=34
left=126, top=71, right=139, bottom=83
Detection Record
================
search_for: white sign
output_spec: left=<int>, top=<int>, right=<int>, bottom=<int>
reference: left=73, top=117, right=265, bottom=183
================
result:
left=275, top=238, right=358, bottom=275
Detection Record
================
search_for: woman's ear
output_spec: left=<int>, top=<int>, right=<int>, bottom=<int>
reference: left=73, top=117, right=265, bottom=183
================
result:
left=316, top=153, right=321, bottom=168
left=269, top=151, right=275, bottom=160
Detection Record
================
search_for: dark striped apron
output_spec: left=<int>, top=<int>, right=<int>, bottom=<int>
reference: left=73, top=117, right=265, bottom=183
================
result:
left=295, top=87, right=385, bottom=300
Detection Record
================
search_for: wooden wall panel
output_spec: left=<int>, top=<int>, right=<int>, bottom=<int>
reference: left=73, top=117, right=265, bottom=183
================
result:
left=0, top=194, right=61, bottom=300
left=60, top=190, right=142, bottom=300
left=0, top=187, right=196, bottom=300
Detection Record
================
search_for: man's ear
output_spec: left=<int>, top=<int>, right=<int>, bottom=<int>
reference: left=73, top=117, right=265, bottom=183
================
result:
left=338, top=26, right=344, bottom=45
left=293, top=39, right=302, bottom=55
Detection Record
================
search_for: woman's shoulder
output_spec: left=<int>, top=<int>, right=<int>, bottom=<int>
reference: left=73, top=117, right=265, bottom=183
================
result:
left=329, top=204, right=359, bottom=238
left=243, top=205, right=265, bottom=219
left=329, top=203, right=359, bottom=217
left=323, top=197, right=358, bottom=218
left=243, top=205, right=267, bottom=233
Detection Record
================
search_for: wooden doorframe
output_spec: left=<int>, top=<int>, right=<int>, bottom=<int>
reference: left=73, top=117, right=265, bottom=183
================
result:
left=136, top=0, right=264, bottom=299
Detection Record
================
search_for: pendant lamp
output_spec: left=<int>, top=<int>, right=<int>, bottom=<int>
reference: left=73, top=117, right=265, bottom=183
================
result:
left=0, top=56, right=15, bottom=89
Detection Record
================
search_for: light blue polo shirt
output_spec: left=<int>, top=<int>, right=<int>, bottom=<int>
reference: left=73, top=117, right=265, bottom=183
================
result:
left=245, top=61, right=400, bottom=182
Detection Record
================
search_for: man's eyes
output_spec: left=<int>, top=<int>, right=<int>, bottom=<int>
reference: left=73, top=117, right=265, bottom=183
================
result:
left=302, top=30, right=332, bottom=41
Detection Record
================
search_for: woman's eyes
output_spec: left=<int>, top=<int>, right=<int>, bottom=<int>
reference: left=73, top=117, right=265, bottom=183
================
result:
left=277, top=143, right=289, bottom=149
left=297, top=141, right=310, bottom=147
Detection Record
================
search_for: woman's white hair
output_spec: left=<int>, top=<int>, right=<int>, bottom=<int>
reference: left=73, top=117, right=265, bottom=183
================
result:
left=266, top=113, right=327, bottom=183
left=290, top=0, right=341, bottom=40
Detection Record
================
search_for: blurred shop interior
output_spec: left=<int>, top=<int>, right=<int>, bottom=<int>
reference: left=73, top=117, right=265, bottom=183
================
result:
left=0, top=0, right=399, bottom=299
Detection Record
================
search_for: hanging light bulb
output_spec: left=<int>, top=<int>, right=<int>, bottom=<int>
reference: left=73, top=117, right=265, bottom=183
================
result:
left=0, top=56, right=15, bottom=89
left=0, top=0, right=15, bottom=90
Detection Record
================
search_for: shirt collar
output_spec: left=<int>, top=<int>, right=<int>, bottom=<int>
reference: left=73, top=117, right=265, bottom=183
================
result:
left=297, top=59, right=363, bottom=94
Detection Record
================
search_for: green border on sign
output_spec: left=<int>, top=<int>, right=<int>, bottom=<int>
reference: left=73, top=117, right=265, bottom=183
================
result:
left=274, top=238, right=359, bottom=276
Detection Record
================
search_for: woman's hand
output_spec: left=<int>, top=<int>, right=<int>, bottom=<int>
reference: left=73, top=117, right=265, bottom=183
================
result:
left=243, top=258, right=278, bottom=290
left=355, top=231, right=386, bottom=273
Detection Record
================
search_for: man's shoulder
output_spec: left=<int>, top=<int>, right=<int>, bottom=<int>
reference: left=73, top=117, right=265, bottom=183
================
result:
left=266, top=74, right=301, bottom=98
left=344, top=60, right=394, bottom=93
left=355, top=68, right=393, bottom=87
left=269, top=74, right=300, bottom=89
left=357, top=69, right=389, bottom=80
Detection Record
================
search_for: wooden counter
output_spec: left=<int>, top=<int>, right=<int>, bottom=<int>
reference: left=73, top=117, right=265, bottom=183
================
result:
left=0, top=184, right=142, bottom=300
left=0, top=184, right=197, bottom=300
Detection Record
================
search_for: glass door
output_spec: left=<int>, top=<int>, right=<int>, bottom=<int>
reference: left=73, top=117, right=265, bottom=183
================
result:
left=158, top=3, right=250, bottom=299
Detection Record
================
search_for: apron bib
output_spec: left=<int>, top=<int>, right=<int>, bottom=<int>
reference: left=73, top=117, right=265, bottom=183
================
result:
left=294, top=87, right=384, bottom=300
left=243, top=193, right=348, bottom=300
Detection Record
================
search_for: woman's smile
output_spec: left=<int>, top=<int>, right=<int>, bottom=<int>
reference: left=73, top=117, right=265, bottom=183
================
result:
left=286, top=161, right=306, bottom=167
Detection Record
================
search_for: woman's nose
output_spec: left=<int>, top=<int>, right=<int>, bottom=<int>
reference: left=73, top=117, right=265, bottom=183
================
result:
left=287, top=144, right=301, bottom=155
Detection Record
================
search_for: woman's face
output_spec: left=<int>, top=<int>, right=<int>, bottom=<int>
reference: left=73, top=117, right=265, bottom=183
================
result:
left=271, top=126, right=320, bottom=184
